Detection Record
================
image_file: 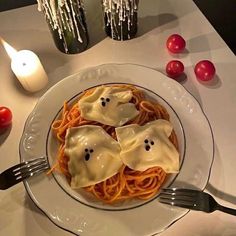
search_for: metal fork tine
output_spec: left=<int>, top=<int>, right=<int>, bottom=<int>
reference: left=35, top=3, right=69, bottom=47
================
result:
left=1, top=157, right=46, bottom=176
left=12, top=157, right=46, bottom=173
left=159, top=188, right=200, bottom=210
left=15, top=161, right=49, bottom=180
left=162, top=188, right=198, bottom=197
left=14, top=159, right=48, bottom=177
left=0, top=157, right=49, bottom=190
left=159, top=192, right=195, bottom=203
left=16, top=163, right=49, bottom=182
left=159, top=198, right=196, bottom=209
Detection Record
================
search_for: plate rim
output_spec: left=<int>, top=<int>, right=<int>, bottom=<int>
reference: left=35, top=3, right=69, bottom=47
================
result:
left=19, top=62, right=215, bottom=236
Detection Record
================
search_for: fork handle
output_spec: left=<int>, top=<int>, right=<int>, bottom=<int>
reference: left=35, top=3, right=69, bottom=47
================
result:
left=217, top=204, right=236, bottom=216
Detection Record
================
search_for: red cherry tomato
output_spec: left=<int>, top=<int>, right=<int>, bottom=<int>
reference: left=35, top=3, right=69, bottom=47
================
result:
left=194, top=60, right=216, bottom=81
left=166, top=34, right=186, bottom=53
left=166, top=60, right=184, bottom=79
left=0, top=106, right=12, bottom=129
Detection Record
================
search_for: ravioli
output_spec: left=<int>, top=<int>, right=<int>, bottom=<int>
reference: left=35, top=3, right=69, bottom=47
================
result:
left=115, top=119, right=179, bottom=173
left=78, top=86, right=139, bottom=127
left=65, top=125, right=122, bottom=188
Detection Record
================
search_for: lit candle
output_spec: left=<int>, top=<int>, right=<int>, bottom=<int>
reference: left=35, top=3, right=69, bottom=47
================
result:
left=1, top=39, right=48, bottom=92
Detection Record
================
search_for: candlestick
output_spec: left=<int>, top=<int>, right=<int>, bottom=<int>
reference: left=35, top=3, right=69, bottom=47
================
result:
left=10, top=50, right=48, bottom=92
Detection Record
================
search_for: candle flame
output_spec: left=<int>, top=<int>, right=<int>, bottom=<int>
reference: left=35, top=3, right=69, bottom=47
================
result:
left=0, top=38, right=18, bottom=59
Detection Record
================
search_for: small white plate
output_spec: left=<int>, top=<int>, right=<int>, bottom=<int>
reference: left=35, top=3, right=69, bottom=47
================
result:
left=20, top=64, right=214, bottom=236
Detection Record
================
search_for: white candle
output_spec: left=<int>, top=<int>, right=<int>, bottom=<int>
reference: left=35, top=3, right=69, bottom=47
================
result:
left=10, top=50, right=48, bottom=92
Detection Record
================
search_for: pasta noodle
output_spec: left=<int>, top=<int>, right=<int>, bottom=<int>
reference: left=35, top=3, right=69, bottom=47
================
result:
left=50, top=84, right=179, bottom=203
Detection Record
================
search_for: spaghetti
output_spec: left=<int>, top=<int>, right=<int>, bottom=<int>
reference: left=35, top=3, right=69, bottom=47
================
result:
left=50, top=84, right=179, bottom=203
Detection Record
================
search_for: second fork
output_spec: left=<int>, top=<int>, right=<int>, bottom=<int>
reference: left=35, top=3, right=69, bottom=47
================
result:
left=0, top=157, right=49, bottom=190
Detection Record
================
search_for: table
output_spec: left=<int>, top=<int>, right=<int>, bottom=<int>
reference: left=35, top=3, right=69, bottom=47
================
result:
left=0, top=1, right=236, bottom=235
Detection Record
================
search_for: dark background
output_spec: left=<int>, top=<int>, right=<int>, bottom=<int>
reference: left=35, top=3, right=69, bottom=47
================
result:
left=0, top=0, right=235, bottom=54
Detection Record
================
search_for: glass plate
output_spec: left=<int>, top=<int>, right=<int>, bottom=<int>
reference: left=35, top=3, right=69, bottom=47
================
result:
left=20, top=63, right=214, bottom=236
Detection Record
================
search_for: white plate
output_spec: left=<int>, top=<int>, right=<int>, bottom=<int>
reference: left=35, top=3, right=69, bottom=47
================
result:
left=20, top=63, right=214, bottom=236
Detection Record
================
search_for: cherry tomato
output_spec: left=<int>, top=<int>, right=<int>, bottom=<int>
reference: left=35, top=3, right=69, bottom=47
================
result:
left=0, top=106, right=12, bottom=129
left=166, top=34, right=186, bottom=53
left=166, top=60, right=184, bottom=79
left=194, top=60, right=216, bottom=81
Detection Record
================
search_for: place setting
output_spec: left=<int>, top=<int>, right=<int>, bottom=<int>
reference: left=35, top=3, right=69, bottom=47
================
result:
left=0, top=1, right=236, bottom=236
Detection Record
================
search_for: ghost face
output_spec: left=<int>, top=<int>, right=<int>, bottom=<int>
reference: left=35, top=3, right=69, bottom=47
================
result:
left=78, top=86, right=139, bottom=127
left=65, top=125, right=122, bottom=188
left=115, top=119, right=179, bottom=173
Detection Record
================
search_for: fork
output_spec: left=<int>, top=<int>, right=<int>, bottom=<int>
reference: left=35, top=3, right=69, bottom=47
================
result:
left=159, top=188, right=236, bottom=216
left=0, top=157, right=49, bottom=190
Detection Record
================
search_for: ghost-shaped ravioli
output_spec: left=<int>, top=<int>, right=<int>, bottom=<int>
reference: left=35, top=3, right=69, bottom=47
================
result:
left=78, top=86, right=139, bottom=127
left=115, top=119, right=179, bottom=173
left=65, top=125, right=122, bottom=188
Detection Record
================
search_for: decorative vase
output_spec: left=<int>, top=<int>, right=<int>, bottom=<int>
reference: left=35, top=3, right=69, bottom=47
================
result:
left=101, top=0, right=139, bottom=41
left=37, top=0, right=89, bottom=54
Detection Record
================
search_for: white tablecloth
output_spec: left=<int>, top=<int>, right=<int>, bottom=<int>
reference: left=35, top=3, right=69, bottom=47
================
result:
left=0, top=0, right=235, bottom=235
